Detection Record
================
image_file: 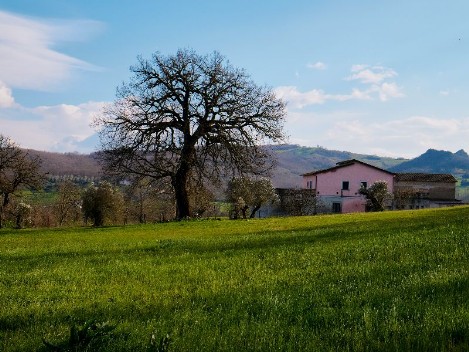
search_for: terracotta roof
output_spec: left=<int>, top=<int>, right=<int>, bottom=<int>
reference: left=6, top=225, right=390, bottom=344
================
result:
left=302, top=159, right=394, bottom=177
left=395, top=173, right=457, bottom=183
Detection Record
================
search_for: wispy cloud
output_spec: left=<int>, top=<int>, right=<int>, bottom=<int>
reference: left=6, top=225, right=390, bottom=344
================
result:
left=0, top=10, right=103, bottom=91
left=373, top=82, right=405, bottom=101
left=275, top=85, right=372, bottom=109
left=322, top=116, right=469, bottom=157
left=307, top=61, right=327, bottom=70
left=346, top=64, right=404, bottom=101
left=0, top=10, right=105, bottom=152
left=277, top=63, right=404, bottom=108
left=347, top=65, right=397, bottom=84
left=0, top=101, right=107, bottom=152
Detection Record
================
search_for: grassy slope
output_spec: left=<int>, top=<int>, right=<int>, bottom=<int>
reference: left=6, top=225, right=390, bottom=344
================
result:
left=1, top=207, right=469, bottom=351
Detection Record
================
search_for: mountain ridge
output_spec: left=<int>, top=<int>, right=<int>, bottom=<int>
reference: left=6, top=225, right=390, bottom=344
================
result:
left=389, top=148, right=469, bottom=175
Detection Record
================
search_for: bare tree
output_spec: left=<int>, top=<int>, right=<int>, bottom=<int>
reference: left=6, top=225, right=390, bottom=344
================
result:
left=0, top=135, right=44, bottom=228
left=95, top=49, right=286, bottom=219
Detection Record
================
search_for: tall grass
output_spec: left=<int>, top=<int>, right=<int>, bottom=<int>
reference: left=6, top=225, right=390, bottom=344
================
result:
left=1, top=207, right=469, bottom=351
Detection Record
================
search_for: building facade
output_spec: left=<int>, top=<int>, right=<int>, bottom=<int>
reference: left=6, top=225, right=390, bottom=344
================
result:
left=302, top=160, right=395, bottom=213
left=302, top=159, right=461, bottom=214
left=393, top=173, right=460, bottom=209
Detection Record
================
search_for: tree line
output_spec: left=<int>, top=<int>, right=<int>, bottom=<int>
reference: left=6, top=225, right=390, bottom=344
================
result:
left=0, top=136, right=280, bottom=228
left=0, top=49, right=289, bottom=228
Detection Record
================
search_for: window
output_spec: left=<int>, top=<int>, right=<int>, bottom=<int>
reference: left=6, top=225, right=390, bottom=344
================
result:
left=342, top=181, right=349, bottom=190
left=360, top=181, right=367, bottom=189
left=332, top=202, right=342, bottom=213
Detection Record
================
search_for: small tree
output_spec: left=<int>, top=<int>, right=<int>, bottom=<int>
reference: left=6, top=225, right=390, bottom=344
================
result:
left=187, top=178, right=215, bottom=218
left=123, top=177, right=176, bottom=223
left=55, top=180, right=82, bottom=226
left=82, top=182, right=124, bottom=226
left=393, top=188, right=418, bottom=210
left=14, top=202, right=31, bottom=229
left=277, top=188, right=319, bottom=216
left=0, top=135, right=44, bottom=228
left=226, top=177, right=278, bottom=219
left=359, top=180, right=392, bottom=212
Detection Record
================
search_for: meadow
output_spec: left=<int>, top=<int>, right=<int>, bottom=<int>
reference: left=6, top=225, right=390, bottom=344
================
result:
left=1, top=207, right=469, bottom=351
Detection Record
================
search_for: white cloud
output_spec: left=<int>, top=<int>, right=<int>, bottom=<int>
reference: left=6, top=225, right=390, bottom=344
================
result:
left=440, top=90, right=450, bottom=96
left=0, top=10, right=102, bottom=91
left=307, top=61, right=327, bottom=70
left=373, top=82, right=405, bottom=101
left=277, top=64, right=404, bottom=109
left=0, top=10, right=106, bottom=153
left=0, top=101, right=107, bottom=152
left=346, top=65, right=397, bottom=84
left=275, top=86, right=328, bottom=108
left=0, top=81, right=15, bottom=108
left=275, top=85, right=373, bottom=109
left=282, top=103, right=469, bottom=158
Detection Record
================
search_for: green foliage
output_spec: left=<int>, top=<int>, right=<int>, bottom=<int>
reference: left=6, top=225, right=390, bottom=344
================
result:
left=13, top=202, right=31, bottom=229
left=55, top=181, right=82, bottom=226
left=82, top=181, right=124, bottom=226
left=1, top=207, right=469, bottom=350
left=359, top=180, right=392, bottom=211
left=226, top=177, right=278, bottom=218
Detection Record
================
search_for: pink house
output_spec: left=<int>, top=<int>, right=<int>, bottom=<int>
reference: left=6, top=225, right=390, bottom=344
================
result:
left=302, top=159, right=395, bottom=213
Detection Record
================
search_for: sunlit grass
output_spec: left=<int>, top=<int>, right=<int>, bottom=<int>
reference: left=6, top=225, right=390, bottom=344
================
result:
left=1, top=207, right=469, bottom=351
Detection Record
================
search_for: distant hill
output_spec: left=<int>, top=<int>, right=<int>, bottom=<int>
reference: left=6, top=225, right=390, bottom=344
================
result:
left=32, top=145, right=469, bottom=189
left=270, top=144, right=406, bottom=188
left=28, top=150, right=102, bottom=178
left=389, top=149, right=469, bottom=175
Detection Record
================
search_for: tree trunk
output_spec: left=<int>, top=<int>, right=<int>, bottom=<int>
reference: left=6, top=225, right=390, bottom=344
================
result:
left=173, top=171, right=190, bottom=219
left=250, top=204, right=261, bottom=218
left=173, top=137, right=195, bottom=220
left=0, top=193, right=10, bottom=229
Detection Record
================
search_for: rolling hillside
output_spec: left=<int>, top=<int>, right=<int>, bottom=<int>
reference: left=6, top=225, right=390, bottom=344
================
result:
left=270, top=144, right=406, bottom=188
left=29, top=145, right=469, bottom=189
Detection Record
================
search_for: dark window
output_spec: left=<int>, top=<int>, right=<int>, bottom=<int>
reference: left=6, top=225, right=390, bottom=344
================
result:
left=360, top=181, right=367, bottom=189
left=342, top=181, right=349, bottom=190
left=332, top=202, right=342, bottom=213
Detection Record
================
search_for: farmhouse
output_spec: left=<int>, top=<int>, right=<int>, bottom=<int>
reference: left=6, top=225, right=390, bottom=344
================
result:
left=301, top=159, right=461, bottom=214
left=393, top=173, right=460, bottom=209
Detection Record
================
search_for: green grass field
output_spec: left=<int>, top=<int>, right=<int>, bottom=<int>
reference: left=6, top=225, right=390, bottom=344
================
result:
left=1, top=207, right=469, bottom=351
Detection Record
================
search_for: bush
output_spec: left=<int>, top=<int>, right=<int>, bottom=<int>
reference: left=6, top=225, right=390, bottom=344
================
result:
left=82, top=182, right=124, bottom=226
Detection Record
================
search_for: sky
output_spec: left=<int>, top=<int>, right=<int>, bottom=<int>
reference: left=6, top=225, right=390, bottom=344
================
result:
left=1, top=1, right=469, bottom=158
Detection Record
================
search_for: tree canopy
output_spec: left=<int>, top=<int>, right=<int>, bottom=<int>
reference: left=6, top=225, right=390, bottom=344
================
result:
left=95, top=49, right=286, bottom=219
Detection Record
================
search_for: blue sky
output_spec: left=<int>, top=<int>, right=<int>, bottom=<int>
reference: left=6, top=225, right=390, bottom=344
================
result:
left=1, top=1, right=469, bottom=158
